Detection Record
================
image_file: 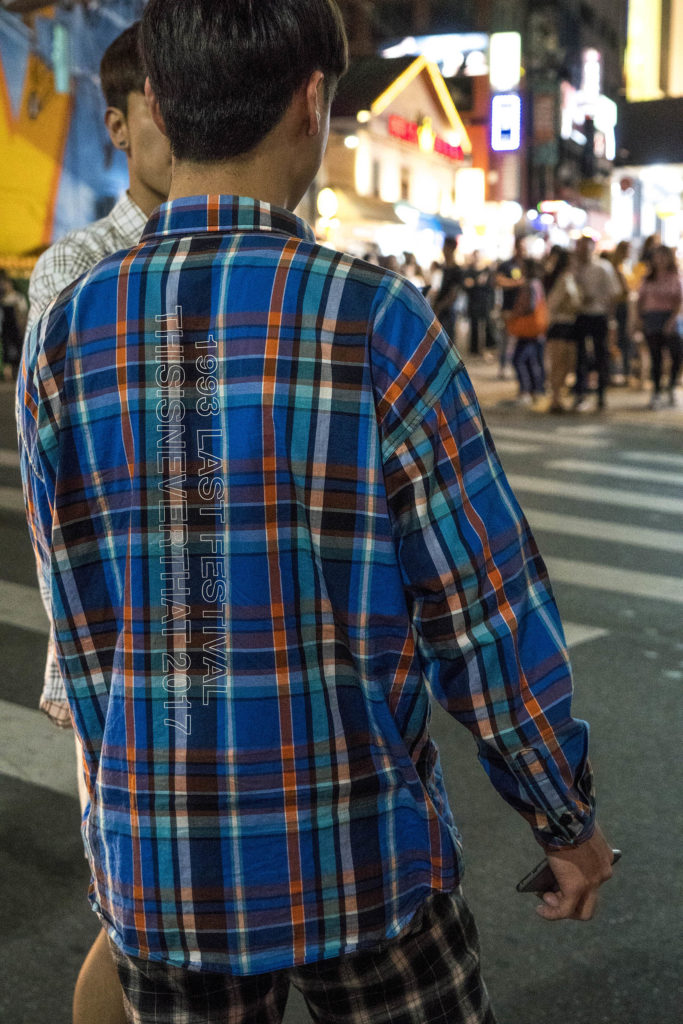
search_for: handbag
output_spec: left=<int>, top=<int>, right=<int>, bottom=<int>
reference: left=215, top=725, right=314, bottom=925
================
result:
left=507, top=282, right=549, bottom=338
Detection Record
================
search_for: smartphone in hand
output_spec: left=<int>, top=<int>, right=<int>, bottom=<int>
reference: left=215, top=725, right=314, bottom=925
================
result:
left=516, top=850, right=622, bottom=894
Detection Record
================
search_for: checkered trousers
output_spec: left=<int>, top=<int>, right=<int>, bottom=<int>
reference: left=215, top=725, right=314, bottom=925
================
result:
left=108, top=889, right=497, bottom=1024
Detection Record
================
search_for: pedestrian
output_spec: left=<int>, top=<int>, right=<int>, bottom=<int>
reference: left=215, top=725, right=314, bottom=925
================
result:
left=18, top=2, right=615, bottom=1022
left=573, top=235, right=621, bottom=411
left=495, top=236, right=526, bottom=377
left=463, top=250, right=496, bottom=357
left=637, top=244, right=682, bottom=408
left=0, top=269, right=28, bottom=380
left=401, top=251, right=426, bottom=289
left=608, top=241, right=633, bottom=383
left=544, top=249, right=581, bottom=413
left=26, top=23, right=171, bottom=331
left=508, top=258, right=548, bottom=406
left=22, top=21, right=171, bottom=1024
left=432, top=234, right=463, bottom=342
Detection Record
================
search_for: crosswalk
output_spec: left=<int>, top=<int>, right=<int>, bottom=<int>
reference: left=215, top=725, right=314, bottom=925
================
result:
left=1, top=419, right=682, bottom=802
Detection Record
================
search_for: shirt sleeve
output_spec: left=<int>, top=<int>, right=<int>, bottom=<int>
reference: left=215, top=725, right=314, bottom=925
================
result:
left=376, top=302, right=595, bottom=849
left=16, top=303, right=66, bottom=628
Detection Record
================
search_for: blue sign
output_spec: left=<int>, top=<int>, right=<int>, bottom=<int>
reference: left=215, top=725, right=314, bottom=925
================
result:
left=491, top=93, right=522, bottom=152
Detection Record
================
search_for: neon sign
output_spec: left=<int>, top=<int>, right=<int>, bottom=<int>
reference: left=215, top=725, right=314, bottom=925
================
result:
left=491, top=94, right=522, bottom=152
left=388, top=115, right=464, bottom=161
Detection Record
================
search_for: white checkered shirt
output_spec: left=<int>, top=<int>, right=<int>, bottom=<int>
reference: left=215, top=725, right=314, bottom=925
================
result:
left=28, top=193, right=147, bottom=720
left=27, top=193, right=147, bottom=330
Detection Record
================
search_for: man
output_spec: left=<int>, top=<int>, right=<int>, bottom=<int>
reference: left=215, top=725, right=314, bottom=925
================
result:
left=29, top=21, right=171, bottom=731
left=27, top=22, right=171, bottom=331
left=18, top=2, right=614, bottom=1022
left=573, top=234, right=621, bottom=411
left=495, top=235, right=526, bottom=378
left=23, top=22, right=170, bottom=1024
left=432, top=234, right=463, bottom=342
left=463, top=250, right=496, bottom=357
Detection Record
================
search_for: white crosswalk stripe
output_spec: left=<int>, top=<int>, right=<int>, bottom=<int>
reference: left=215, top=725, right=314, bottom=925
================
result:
left=0, top=485, right=24, bottom=512
left=0, top=699, right=77, bottom=799
left=0, top=447, right=20, bottom=469
left=621, top=451, right=683, bottom=469
left=507, top=474, right=682, bottom=514
left=491, top=426, right=608, bottom=449
left=546, top=459, right=683, bottom=487
left=0, top=579, right=48, bottom=634
left=545, top=557, right=683, bottom=605
left=525, top=508, right=683, bottom=553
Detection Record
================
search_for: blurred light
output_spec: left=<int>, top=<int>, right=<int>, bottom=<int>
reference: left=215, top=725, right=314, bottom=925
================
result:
left=655, top=199, right=681, bottom=219
left=394, top=203, right=421, bottom=228
left=625, top=0, right=663, bottom=101
left=354, top=143, right=371, bottom=196
left=454, top=168, right=486, bottom=218
left=501, top=201, right=523, bottom=224
left=417, top=117, right=436, bottom=153
left=489, top=32, right=521, bottom=93
left=356, top=110, right=372, bottom=124
left=344, top=135, right=359, bottom=149
left=491, top=94, right=521, bottom=151
left=526, top=209, right=538, bottom=221
left=540, top=213, right=554, bottom=226
left=317, top=188, right=339, bottom=219
left=581, top=49, right=602, bottom=104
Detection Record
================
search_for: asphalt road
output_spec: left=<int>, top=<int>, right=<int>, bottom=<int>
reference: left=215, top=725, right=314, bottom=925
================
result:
left=1, top=370, right=681, bottom=1024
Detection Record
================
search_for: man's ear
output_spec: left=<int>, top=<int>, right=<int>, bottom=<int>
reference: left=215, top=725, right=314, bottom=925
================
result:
left=144, top=77, right=169, bottom=137
left=305, top=70, right=325, bottom=137
left=104, top=106, right=130, bottom=151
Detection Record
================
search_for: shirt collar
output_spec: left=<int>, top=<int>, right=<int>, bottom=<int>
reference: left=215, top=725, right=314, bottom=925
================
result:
left=111, top=192, right=148, bottom=236
left=140, top=194, right=315, bottom=244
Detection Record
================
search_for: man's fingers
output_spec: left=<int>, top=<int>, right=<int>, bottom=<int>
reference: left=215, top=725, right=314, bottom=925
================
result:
left=535, top=889, right=579, bottom=921
left=535, top=886, right=599, bottom=921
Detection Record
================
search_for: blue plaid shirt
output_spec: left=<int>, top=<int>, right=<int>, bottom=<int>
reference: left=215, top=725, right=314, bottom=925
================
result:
left=18, top=196, right=594, bottom=975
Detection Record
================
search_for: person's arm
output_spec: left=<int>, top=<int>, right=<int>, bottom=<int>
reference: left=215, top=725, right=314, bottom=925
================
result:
left=663, top=276, right=682, bottom=335
left=371, top=293, right=612, bottom=916
left=16, top=304, right=66, bottom=655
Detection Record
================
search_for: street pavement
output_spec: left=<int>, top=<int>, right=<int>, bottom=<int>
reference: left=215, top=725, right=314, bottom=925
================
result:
left=1, top=363, right=681, bottom=1023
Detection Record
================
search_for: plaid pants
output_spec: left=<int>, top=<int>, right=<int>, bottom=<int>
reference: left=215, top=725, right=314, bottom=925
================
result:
left=108, top=889, right=497, bottom=1024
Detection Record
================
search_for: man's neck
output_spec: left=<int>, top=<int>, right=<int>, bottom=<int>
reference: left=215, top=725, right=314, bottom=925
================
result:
left=168, top=155, right=299, bottom=212
left=127, top=180, right=168, bottom=219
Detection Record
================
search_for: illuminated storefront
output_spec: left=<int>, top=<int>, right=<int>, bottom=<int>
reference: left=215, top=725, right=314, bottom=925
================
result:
left=316, top=54, right=475, bottom=266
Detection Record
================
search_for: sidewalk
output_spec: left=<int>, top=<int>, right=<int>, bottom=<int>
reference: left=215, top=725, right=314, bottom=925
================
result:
left=463, top=352, right=683, bottom=427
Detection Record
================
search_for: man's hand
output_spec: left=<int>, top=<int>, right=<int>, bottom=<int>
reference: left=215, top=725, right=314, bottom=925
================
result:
left=537, top=825, right=615, bottom=922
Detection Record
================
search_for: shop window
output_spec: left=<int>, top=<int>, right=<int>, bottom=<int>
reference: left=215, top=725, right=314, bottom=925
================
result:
left=400, top=166, right=411, bottom=201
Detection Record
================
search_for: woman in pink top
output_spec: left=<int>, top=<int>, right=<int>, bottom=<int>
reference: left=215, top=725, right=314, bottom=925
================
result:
left=637, top=245, right=682, bottom=408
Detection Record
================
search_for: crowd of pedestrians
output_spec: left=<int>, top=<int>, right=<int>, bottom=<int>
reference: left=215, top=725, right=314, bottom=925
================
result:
left=383, top=233, right=683, bottom=414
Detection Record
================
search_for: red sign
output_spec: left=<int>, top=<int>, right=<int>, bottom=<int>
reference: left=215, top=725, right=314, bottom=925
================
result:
left=388, top=115, right=464, bottom=162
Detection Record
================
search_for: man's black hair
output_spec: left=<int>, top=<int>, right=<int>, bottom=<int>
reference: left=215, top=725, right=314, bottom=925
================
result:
left=140, top=0, right=349, bottom=163
left=100, top=22, right=146, bottom=116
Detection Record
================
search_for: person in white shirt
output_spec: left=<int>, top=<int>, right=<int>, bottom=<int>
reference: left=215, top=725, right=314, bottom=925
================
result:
left=572, top=235, right=621, bottom=411
left=23, top=21, right=170, bottom=1024
left=27, top=24, right=171, bottom=330
left=545, top=249, right=582, bottom=413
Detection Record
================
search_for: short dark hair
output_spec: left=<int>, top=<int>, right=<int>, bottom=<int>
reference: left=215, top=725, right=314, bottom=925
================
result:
left=100, top=22, right=146, bottom=116
left=141, top=0, right=349, bottom=163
